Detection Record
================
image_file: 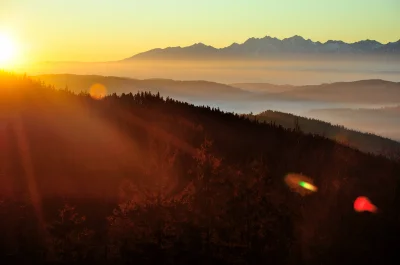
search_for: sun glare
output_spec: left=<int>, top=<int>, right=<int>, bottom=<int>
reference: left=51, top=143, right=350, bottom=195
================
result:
left=0, top=33, right=17, bottom=68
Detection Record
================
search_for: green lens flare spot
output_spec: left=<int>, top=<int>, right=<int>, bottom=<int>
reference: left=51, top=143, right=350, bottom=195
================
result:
left=298, top=181, right=316, bottom=191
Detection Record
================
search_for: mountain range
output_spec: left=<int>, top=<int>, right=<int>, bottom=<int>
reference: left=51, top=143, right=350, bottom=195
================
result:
left=123, top=35, right=400, bottom=60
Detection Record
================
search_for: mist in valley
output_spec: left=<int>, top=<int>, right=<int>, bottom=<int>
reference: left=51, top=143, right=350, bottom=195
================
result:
left=306, top=106, right=400, bottom=141
left=15, top=58, right=400, bottom=142
left=16, top=57, right=400, bottom=85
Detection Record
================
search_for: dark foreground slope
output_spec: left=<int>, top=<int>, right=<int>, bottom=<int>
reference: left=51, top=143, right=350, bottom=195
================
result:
left=0, top=72, right=400, bottom=265
left=247, top=110, right=400, bottom=157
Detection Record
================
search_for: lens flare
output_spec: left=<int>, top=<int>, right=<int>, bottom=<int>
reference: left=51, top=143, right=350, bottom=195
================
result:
left=89, top=83, right=107, bottom=100
left=285, top=173, right=318, bottom=196
left=354, top=196, right=377, bottom=213
left=298, top=181, right=317, bottom=191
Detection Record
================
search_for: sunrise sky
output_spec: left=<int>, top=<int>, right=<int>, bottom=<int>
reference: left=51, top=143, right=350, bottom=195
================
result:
left=1, top=0, right=399, bottom=63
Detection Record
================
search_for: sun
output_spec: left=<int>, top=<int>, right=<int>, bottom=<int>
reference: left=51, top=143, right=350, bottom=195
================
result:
left=0, top=33, right=17, bottom=68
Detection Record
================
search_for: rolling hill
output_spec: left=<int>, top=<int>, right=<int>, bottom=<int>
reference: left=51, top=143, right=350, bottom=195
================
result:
left=307, top=105, right=400, bottom=142
left=230, top=82, right=295, bottom=93
left=247, top=110, right=400, bottom=157
left=34, top=74, right=252, bottom=101
left=37, top=75, right=400, bottom=104
left=277, top=79, right=400, bottom=103
left=239, top=79, right=400, bottom=104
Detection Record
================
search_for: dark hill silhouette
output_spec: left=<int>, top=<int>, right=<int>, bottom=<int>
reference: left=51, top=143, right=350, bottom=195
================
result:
left=34, top=74, right=251, bottom=101
left=246, top=110, right=400, bottom=157
left=1, top=72, right=399, bottom=264
left=123, top=35, right=400, bottom=61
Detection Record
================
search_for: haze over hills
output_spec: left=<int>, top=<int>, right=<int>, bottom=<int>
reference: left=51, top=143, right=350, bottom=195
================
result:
left=247, top=110, right=400, bottom=156
left=230, top=83, right=295, bottom=93
left=307, top=105, right=400, bottom=141
left=18, top=40, right=400, bottom=85
left=33, top=74, right=400, bottom=148
left=34, top=74, right=253, bottom=101
left=248, top=79, right=400, bottom=104
left=124, top=35, right=400, bottom=61
left=37, top=74, right=400, bottom=105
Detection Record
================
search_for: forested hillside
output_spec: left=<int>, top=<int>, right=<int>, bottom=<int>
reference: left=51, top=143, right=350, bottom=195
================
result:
left=0, top=72, right=399, bottom=265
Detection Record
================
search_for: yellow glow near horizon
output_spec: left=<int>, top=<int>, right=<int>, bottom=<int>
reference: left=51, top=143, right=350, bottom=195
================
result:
left=2, top=0, right=399, bottom=62
left=0, top=33, right=18, bottom=68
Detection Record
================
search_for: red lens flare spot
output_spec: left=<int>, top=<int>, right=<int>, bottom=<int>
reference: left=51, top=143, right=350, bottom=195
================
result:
left=354, top=196, right=377, bottom=213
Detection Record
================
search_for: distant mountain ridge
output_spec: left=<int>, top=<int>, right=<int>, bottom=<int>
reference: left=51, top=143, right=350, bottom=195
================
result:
left=124, top=35, right=400, bottom=60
